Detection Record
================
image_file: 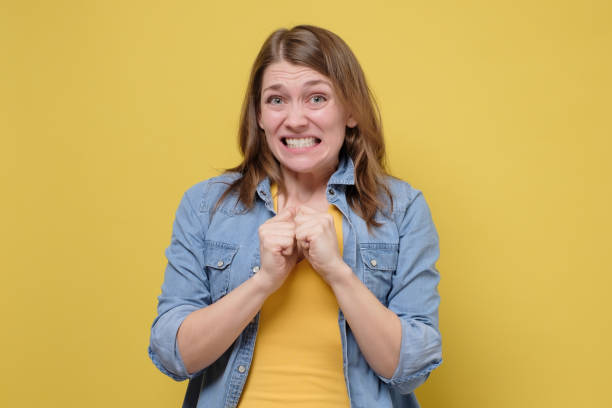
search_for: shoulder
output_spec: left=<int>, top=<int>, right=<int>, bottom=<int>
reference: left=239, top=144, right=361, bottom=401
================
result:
left=382, top=176, right=437, bottom=237
left=182, top=172, right=243, bottom=213
left=382, top=175, right=425, bottom=214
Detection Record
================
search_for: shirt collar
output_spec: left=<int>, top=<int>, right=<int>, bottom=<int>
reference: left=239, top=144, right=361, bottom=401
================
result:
left=328, top=155, right=355, bottom=186
left=256, top=155, right=356, bottom=201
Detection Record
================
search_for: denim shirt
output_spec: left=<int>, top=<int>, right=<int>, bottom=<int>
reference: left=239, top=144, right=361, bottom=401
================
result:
left=149, top=157, right=442, bottom=408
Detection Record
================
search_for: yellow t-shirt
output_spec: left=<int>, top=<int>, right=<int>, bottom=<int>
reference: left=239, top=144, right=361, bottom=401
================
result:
left=238, top=186, right=350, bottom=407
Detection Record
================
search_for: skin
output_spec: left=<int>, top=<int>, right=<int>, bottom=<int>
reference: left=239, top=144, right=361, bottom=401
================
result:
left=177, top=61, right=401, bottom=380
left=258, top=61, right=355, bottom=193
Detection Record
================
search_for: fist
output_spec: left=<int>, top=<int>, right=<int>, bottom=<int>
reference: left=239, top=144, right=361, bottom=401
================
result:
left=295, top=206, right=346, bottom=284
left=257, top=207, right=298, bottom=294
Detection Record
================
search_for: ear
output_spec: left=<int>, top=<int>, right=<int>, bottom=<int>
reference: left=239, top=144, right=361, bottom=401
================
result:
left=346, top=115, right=357, bottom=128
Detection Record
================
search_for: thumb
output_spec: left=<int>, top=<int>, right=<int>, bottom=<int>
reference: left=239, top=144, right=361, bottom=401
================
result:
left=281, top=240, right=296, bottom=256
left=297, top=205, right=317, bottom=216
left=274, top=206, right=296, bottom=222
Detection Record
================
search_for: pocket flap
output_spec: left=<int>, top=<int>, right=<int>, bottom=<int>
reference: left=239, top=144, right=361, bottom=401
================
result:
left=360, top=245, right=398, bottom=271
left=204, top=241, right=238, bottom=270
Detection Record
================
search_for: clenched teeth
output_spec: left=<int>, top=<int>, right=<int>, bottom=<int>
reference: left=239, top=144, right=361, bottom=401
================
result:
left=284, top=137, right=318, bottom=148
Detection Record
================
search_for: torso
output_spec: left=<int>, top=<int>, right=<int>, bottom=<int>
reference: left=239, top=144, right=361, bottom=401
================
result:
left=237, top=184, right=350, bottom=407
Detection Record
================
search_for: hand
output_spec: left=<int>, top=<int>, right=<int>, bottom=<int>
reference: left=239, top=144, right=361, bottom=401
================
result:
left=295, top=206, right=348, bottom=285
left=256, top=207, right=298, bottom=294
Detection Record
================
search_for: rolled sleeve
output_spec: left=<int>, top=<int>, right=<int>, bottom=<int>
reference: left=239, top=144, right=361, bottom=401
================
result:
left=380, top=318, right=442, bottom=393
left=148, top=186, right=211, bottom=381
left=149, top=305, right=199, bottom=381
left=380, top=189, right=442, bottom=394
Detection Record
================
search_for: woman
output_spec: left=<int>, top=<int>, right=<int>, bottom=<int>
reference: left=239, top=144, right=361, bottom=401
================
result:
left=149, top=25, right=441, bottom=407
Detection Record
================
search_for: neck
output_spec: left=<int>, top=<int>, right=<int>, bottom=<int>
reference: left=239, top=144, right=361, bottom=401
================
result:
left=278, top=164, right=336, bottom=209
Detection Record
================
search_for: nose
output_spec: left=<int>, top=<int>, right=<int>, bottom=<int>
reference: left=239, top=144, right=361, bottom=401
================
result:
left=285, top=104, right=308, bottom=130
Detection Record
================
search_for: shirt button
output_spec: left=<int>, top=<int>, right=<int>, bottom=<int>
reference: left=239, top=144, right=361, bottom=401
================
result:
left=370, top=259, right=377, bottom=267
left=252, top=266, right=260, bottom=273
left=328, top=188, right=335, bottom=195
left=217, top=260, right=224, bottom=267
left=238, top=365, right=246, bottom=373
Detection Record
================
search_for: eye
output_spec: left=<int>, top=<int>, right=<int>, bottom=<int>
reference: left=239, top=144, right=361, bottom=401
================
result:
left=310, top=94, right=327, bottom=104
left=266, top=96, right=283, bottom=105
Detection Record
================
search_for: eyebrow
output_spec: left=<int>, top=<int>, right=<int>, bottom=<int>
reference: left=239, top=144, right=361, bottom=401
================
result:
left=262, top=79, right=332, bottom=93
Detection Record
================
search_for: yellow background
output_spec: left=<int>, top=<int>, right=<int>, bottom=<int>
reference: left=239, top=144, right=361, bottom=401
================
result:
left=2, top=1, right=611, bottom=406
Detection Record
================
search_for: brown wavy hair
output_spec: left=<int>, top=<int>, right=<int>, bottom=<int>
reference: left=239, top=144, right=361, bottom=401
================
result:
left=218, top=25, right=392, bottom=227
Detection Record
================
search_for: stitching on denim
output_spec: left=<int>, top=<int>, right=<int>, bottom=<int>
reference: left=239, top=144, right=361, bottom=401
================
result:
left=389, top=359, right=442, bottom=384
left=148, top=346, right=187, bottom=382
left=203, top=240, right=239, bottom=250
left=360, top=242, right=400, bottom=250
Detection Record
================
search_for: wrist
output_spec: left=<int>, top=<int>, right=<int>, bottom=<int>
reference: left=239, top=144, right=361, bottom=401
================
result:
left=326, top=261, right=354, bottom=290
left=251, top=269, right=277, bottom=298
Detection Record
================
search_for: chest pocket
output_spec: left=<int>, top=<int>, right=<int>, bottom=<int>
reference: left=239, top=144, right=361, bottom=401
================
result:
left=360, top=243, right=399, bottom=304
left=203, top=241, right=238, bottom=302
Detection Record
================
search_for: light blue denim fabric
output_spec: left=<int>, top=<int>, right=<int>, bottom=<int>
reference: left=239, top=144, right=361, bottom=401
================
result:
left=149, top=156, right=442, bottom=408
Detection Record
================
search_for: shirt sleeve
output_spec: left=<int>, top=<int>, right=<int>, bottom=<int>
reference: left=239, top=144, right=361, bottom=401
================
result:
left=378, top=189, right=442, bottom=394
left=148, top=187, right=212, bottom=381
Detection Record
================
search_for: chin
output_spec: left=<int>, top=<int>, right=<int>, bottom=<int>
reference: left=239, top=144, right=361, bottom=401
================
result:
left=279, top=159, right=338, bottom=177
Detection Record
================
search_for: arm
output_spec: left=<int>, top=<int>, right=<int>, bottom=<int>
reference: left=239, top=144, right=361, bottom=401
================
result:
left=148, top=191, right=298, bottom=380
left=149, top=188, right=211, bottom=380
left=295, top=191, right=442, bottom=391
left=383, top=190, right=442, bottom=393
left=177, top=207, right=299, bottom=374
left=294, top=207, right=401, bottom=378
left=176, top=271, right=272, bottom=374
left=329, top=264, right=402, bottom=379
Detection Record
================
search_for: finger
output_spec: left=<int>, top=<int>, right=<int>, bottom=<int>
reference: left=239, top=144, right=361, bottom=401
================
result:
left=272, top=206, right=297, bottom=222
left=296, top=205, right=318, bottom=216
left=259, top=225, right=295, bottom=241
left=295, top=219, right=324, bottom=236
left=263, top=221, right=296, bottom=233
left=264, top=235, right=296, bottom=253
left=295, top=212, right=326, bottom=226
left=295, top=210, right=331, bottom=226
left=297, top=239, right=310, bottom=251
left=281, top=241, right=296, bottom=256
left=296, top=239, right=309, bottom=260
left=294, top=213, right=313, bottom=225
left=262, top=232, right=296, bottom=243
left=297, top=223, right=330, bottom=247
left=295, top=226, right=313, bottom=246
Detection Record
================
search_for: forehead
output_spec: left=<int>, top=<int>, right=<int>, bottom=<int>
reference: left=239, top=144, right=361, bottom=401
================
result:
left=261, top=61, right=331, bottom=89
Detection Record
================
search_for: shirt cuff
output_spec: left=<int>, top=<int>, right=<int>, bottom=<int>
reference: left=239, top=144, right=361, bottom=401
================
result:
left=378, top=317, right=442, bottom=394
left=149, top=305, right=201, bottom=381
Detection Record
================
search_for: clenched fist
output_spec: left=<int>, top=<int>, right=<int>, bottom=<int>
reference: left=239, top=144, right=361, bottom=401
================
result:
left=256, top=207, right=298, bottom=294
left=295, top=206, right=349, bottom=285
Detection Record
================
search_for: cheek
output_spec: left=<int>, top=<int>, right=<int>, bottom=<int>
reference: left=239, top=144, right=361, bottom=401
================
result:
left=263, top=130, right=282, bottom=159
left=264, top=131, right=274, bottom=146
left=259, top=110, right=283, bottom=132
left=312, top=107, right=346, bottom=130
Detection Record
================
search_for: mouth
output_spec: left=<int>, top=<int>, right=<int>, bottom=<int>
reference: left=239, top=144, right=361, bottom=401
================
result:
left=281, top=136, right=321, bottom=149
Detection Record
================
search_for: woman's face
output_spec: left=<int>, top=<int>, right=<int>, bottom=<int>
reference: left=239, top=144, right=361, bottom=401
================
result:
left=258, top=60, right=356, bottom=179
